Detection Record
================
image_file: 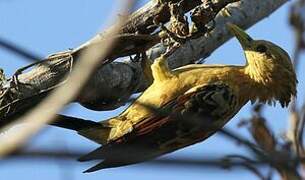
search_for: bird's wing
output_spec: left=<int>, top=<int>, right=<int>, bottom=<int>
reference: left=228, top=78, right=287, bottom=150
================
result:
left=79, top=83, right=238, bottom=172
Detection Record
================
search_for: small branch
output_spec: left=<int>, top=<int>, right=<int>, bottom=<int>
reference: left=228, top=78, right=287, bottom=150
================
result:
left=0, top=37, right=42, bottom=61
left=6, top=149, right=305, bottom=168
left=288, top=0, right=305, bottom=161
left=219, top=129, right=265, bottom=157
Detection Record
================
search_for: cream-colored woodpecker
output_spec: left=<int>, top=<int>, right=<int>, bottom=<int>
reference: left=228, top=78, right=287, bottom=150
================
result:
left=52, top=24, right=297, bottom=173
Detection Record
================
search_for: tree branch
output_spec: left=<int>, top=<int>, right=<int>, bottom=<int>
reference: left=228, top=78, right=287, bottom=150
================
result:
left=0, top=0, right=288, bottom=123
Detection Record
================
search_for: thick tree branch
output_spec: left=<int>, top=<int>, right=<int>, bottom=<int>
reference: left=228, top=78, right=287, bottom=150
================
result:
left=0, top=0, right=288, bottom=123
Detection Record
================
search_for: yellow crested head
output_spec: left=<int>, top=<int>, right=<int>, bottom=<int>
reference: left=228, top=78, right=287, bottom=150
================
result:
left=227, top=23, right=297, bottom=107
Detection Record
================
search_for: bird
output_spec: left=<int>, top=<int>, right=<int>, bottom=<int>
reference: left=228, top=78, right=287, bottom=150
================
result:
left=51, top=23, right=297, bottom=173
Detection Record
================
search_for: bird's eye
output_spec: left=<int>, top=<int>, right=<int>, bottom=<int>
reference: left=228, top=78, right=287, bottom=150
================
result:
left=255, top=45, right=267, bottom=53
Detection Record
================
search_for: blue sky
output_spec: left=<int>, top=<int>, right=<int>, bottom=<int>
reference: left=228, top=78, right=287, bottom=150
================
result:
left=0, top=0, right=304, bottom=179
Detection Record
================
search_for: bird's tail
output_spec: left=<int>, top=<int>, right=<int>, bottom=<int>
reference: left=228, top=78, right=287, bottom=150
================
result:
left=77, top=125, right=111, bottom=145
left=78, top=137, right=163, bottom=173
left=51, top=114, right=111, bottom=145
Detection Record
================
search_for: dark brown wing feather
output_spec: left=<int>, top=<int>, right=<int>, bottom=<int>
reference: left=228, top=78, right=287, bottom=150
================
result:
left=79, top=84, right=238, bottom=172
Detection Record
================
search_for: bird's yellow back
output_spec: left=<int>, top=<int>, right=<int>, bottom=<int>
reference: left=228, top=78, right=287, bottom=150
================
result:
left=123, top=64, right=247, bottom=120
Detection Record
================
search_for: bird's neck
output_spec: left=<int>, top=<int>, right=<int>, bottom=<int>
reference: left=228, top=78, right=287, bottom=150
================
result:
left=240, top=65, right=277, bottom=105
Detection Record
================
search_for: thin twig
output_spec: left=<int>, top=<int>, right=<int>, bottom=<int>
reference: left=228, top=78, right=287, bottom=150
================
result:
left=0, top=37, right=42, bottom=61
left=6, top=149, right=305, bottom=168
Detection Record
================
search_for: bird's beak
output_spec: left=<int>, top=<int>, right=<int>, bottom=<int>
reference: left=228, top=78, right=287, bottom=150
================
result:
left=226, top=23, right=253, bottom=49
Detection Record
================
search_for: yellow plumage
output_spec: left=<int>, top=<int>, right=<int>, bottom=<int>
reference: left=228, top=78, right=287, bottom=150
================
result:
left=60, top=24, right=298, bottom=172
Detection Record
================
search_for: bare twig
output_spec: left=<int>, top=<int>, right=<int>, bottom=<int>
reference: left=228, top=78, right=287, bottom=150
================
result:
left=6, top=149, right=305, bottom=169
left=0, top=37, right=42, bottom=61
left=288, top=0, right=305, bottom=161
